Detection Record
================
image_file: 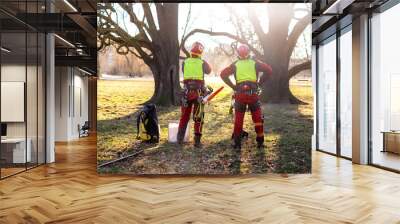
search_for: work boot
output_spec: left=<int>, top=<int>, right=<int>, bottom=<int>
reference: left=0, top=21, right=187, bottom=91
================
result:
left=232, top=136, right=242, bottom=150
left=256, top=136, right=264, bottom=149
left=194, top=134, right=202, bottom=148
left=241, top=131, right=249, bottom=140
left=177, top=128, right=186, bottom=144
left=231, top=131, right=248, bottom=140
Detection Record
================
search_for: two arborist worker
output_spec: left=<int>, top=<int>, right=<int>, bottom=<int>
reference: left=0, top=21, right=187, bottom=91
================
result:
left=177, top=41, right=212, bottom=147
left=220, top=44, right=273, bottom=149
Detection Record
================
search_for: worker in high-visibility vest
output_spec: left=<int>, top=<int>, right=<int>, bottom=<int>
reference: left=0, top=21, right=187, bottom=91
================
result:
left=220, top=44, right=272, bottom=149
left=177, top=42, right=212, bottom=147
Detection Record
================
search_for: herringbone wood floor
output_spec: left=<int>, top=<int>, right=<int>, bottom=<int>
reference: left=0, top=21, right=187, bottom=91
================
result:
left=1, top=136, right=400, bottom=224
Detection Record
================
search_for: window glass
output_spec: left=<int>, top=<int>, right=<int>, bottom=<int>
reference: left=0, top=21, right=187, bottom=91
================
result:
left=1, top=30, right=28, bottom=178
left=340, top=28, right=352, bottom=158
left=371, top=4, right=400, bottom=171
left=318, top=36, right=337, bottom=154
left=0, top=1, right=46, bottom=179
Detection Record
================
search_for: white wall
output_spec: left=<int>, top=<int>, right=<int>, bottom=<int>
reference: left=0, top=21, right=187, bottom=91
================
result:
left=1, top=63, right=46, bottom=164
left=55, top=67, right=89, bottom=141
left=72, top=73, right=89, bottom=138
left=1, top=65, right=25, bottom=134
left=46, top=33, right=55, bottom=163
left=352, top=14, right=369, bottom=164
left=1, top=65, right=37, bottom=138
left=55, top=66, right=70, bottom=141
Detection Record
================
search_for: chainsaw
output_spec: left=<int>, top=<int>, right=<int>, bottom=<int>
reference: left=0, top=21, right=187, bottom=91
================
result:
left=193, top=86, right=224, bottom=122
left=200, top=86, right=224, bottom=104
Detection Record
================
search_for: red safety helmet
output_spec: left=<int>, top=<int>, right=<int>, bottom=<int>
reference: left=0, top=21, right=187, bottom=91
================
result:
left=190, top=41, right=204, bottom=56
left=237, top=44, right=250, bottom=59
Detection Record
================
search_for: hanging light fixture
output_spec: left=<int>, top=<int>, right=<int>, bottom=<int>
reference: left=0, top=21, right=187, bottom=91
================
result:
left=63, top=0, right=78, bottom=12
left=0, top=47, right=11, bottom=53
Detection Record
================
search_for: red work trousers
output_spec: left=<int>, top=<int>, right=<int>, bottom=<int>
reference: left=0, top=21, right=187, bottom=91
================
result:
left=178, top=90, right=203, bottom=136
left=233, top=93, right=264, bottom=140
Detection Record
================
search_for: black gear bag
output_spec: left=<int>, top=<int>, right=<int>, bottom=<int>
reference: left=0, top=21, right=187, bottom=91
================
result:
left=136, top=104, right=160, bottom=143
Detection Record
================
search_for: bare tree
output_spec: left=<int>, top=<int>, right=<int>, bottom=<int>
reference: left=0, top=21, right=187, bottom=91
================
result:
left=98, top=3, right=180, bottom=106
left=182, top=4, right=311, bottom=104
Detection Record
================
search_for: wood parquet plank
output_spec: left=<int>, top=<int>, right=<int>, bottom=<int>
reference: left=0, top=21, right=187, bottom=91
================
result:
left=0, top=135, right=400, bottom=223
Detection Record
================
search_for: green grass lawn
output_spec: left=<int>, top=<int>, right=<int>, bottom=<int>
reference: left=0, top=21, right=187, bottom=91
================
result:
left=97, top=79, right=313, bottom=174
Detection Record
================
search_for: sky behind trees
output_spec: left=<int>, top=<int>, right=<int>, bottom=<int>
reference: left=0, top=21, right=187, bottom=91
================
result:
left=112, top=3, right=311, bottom=60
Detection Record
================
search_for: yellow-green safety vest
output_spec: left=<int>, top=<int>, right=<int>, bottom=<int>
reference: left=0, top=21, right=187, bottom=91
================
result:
left=234, top=59, right=257, bottom=83
left=183, top=57, right=204, bottom=80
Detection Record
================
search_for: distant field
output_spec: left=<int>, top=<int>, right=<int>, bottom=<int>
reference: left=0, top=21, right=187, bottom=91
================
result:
left=97, top=79, right=313, bottom=174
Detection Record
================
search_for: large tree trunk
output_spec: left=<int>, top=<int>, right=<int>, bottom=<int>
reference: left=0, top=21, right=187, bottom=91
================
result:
left=260, top=52, right=307, bottom=104
left=259, top=37, right=301, bottom=104
left=261, top=63, right=291, bottom=104
left=258, top=4, right=306, bottom=104
left=147, top=60, right=181, bottom=106
left=145, top=3, right=181, bottom=106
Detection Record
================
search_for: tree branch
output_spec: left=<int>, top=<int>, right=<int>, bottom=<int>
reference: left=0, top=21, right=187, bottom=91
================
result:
left=226, top=5, right=246, bottom=40
left=287, top=13, right=310, bottom=56
left=118, top=3, right=151, bottom=42
left=248, top=9, right=267, bottom=43
left=181, top=28, right=263, bottom=59
left=97, top=13, right=153, bottom=63
left=288, top=60, right=311, bottom=79
left=142, top=3, right=158, bottom=33
left=129, top=48, right=142, bottom=59
left=179, top=4, right=192, bottom=50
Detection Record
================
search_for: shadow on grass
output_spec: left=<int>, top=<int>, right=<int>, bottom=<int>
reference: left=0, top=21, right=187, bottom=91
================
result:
left=265, top=103, right=313, bottom=173
left=99, top=141, right=270, bottom=175
left=98, top=102, right=272, bottom=175
left=98, top=92, right=312, bottom=174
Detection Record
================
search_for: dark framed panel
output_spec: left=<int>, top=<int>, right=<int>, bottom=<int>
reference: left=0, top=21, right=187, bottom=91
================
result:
left=338, top=24, right=353, bottom=160
left=315, top=21, right=353, bottom=161
left=368, top=0, right=400, bottom=172
left=316, top=33, right=338, bottom=156
left=0, top=0, right=47, bottom=180
left=314, top=0, right=400, bottom=171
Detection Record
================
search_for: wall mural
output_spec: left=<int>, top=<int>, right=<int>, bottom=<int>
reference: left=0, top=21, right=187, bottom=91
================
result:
left=97, top=3, right=312, bottom=175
